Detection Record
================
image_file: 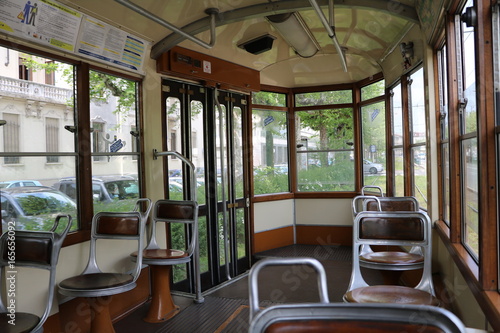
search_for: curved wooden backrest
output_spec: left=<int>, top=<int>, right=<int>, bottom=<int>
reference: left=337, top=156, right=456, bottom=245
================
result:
left=250, top=303, right=466, bottom=333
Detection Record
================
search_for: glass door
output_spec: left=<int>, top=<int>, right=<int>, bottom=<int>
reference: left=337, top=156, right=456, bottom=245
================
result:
left=162, top=80, right=249, bottom=293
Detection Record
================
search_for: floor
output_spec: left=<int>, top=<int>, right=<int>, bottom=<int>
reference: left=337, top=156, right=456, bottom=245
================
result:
left=114, top=244, right=384, bottom=333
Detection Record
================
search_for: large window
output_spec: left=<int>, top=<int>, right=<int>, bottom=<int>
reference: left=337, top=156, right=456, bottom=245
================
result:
left=360, top=80, right=386, bottom=193
left=295, top=90, right=354, bottom=192
left=458, top=0, right=479, bottom=258
left=252, top=91, right=290, bottom=195
left=0, top=43, right=143, bottom=239
left=408, top=68, right=428, bottom=210
left=391, top=83, right=405, bottom=196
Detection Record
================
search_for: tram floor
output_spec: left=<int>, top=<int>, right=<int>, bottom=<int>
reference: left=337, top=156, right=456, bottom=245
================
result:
left=114, top=244, right=385, bottom=333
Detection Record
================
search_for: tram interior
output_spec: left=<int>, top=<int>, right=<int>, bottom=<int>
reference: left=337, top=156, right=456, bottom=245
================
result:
left=0, top=0, right=499, bottom=332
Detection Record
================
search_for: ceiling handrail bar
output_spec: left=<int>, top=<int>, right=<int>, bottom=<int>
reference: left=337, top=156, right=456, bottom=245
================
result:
left=114, top=0, right=218, bottom=50
left=307, top=0, right=348, bottom=72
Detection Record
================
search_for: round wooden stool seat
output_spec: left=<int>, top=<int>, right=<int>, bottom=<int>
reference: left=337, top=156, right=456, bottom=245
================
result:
left=131, top=249, right=188, bottom=260
left=59, top=273, right=134, bottom=291
left=360, top=251, right=424, bottom=264
left=344, top=285, right=440, bottom=306
left=0, top=313, right=40, bottom=333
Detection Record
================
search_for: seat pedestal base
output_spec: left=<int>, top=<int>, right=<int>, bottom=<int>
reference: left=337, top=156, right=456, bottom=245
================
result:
left=88, top=296, right=115, bottom=333
left=144, top=265, right=180, bottom=323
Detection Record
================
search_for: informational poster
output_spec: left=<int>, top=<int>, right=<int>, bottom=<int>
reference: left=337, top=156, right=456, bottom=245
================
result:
left=0, top=0, right=82, bottom=51
left=0, top=0, right=148, bottom=74
left=76, top=16, right=147, bottom=73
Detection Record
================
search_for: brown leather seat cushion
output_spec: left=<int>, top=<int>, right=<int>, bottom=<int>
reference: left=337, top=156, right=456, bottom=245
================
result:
left=59, top=273, right=133, bottom=290
left=344, top=285, right=440, bottom=306
left=360, top=251, right=424, bottom=264
left=130, top=249, right=188, bottom=260
left=0, top=312, right=39, bottom=333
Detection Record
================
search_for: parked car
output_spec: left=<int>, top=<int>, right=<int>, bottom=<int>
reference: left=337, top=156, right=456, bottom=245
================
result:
left=363, top=159, right=384, bottom=174
left=1, top=186, right=76, bottom=231
left=53, top=175, right=139, bottom=202
left=0, top=180, right=43, bottom=189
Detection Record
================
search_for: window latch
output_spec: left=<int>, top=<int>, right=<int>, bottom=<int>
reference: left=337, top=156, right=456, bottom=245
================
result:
left=458, top=98, right=468, bottom=114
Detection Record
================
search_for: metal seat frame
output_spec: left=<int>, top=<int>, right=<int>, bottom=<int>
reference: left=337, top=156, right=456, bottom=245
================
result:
left=0, top=214, right=72, bottom=333
left=58, top=199, right=151, bottom=333
left=344, top=210, right=437, bottom=304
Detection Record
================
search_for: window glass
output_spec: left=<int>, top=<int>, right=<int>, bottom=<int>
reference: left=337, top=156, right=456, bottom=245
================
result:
left=166, top=96, right=183, bottom=200
left=89, top=70, right=140, bottom=214
left=410, top=69, right=426, bottom=144
left=361, top=101, right=386, bottom=192
left=295, top=90, right=352, bottom=106
left=458, top=0, right=478, bottom=258
left=462, top=138, right=478, bottom=256
left=391, top=83, right=403, bottom=145
left=412, top=146, right=428, bottom=210
left=461, top=0, right=477, bottom=134
left=253, top=110, right=289, bottom=194
left=0, top=46, right=78, bottom=233
left=252, top=91, right=286, bottom=107
left=361, top=80, right=385, bottom=101
left=295, top=109, right=354, bottom=191
left=409, top=68, right=428, bottom=209
left=393, top=148, right=404, bottom=196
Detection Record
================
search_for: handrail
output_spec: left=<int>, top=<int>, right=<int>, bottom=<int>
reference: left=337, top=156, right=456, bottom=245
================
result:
left=152, top=149, right=204, bottom=303
left=114, top=0, right=218, bottom=50
left=214, top=88, right=232, bottom=281
left=307, top=0, right=348, bottom=72
left=248, top=257, right=330, bottom=322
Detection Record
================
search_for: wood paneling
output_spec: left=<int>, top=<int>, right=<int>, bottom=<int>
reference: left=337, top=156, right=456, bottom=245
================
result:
left=295, top=225, right=352, bottom=246
left=253, top=227, right=293, bottom=253
left=157, top=46, right=260, bottom=92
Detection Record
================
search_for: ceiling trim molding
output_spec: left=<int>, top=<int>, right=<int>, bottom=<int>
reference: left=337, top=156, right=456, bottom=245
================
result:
left=143, top=0, right=419, bottom=59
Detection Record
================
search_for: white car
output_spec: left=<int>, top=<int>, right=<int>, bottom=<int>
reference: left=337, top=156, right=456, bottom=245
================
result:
left=363, top=159, right=384, bottom=174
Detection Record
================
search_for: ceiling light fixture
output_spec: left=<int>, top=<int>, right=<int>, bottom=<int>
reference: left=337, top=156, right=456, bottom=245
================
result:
left=266, top=13, right=320, bottom=58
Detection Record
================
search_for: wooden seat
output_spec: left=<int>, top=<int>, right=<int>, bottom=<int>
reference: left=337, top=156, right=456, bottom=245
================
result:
left=249, top=257, right=462, bottom=333
left=249, top=303, right=466, bottom=333
left=352, top=194, right=424, bottom=286
left=130, top=199, right=203, bottom=323
left=343, top=210, right=439, bottom=306
left=0, top=215, right=72, bottom=333
left=58, top=200, right=150, bottom=333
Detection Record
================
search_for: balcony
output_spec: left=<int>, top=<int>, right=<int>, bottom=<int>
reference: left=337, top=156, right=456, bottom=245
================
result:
left=0, top=76, right=73, bottom=105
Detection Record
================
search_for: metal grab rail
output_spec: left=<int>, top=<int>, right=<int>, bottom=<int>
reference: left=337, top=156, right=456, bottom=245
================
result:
left=248, top=257, right=330, bottom=322
left=152, top=149, right=204, bottom=303
left=115, top=0, right=218, bottom=50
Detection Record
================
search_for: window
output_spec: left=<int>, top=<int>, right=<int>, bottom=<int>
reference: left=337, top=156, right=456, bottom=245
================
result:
left=391, top=83, right=405, bottom=196
left=360, top=80, right=386, bottom=192
left=1, top=47, right=78, bottom=233
left=457, top=0, right=479, bottom=258
left=0, top=43, right=143, bottom=240
left=2, top=113, right=20, bottom=164
left=252, top=91, right=290, bottom=195
left=252, top=109, right=289, bottom=194
left=89, top=70, right=141, bottom=215
left=295, top=108, right=354, bottom=192
left=408, top=68, right=428, bottom=210
left=46, top=117, right=59, bottom=163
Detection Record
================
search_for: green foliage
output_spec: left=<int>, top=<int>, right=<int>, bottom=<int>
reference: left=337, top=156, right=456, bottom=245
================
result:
left=297, top=160, right=355, bottom=191
left=252, top=91, right=286, bottom=106
left=253, top=167, right=289, bottom=194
